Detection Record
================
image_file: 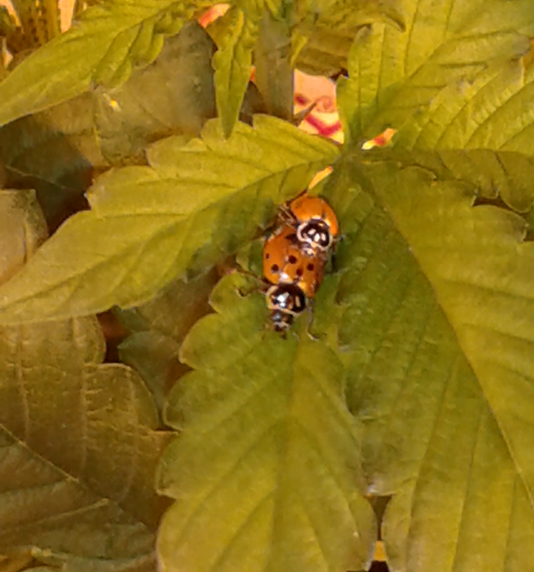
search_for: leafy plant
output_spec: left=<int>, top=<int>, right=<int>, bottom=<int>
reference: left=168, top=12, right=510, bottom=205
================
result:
left=0, top=0, right=534, bottom=571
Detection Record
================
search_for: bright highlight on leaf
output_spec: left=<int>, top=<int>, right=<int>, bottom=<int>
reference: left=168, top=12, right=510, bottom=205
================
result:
left=361, top=127, right=396, bottom=150
left=156, top=272, right=376, bottom=572
left=0, top=116, right=338, bottom=324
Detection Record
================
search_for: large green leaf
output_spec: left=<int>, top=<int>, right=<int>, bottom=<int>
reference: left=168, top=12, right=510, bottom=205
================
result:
left=117, top=269, right=219, bottom=411
left=94, top=21, right=217, bottom=164
left=0, top=116, right=339, bottom=324
left=0, top=189, right=166, bottom=571
left=397, top=54, right=534, bottom=157
left=213, top=7, right=257, bottom=137
left=156, top=272, right=375, bottom=572
left=0, top=0, right=213, bottom=128
left=328, top=159, right=534, bottom=571
left=364, top=162, right=534, bottom=499
left=337, top=0, right=534, bottom=144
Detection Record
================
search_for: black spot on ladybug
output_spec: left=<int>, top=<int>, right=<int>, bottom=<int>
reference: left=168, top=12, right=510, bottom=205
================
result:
left=307, top=263, right=314, bottom=271
left=271, top=264, right=279, bottom=273
left=288, top=255, right=297, bottom=264
left=296, top=268, right=303, bottom=277
left=265, top=252, right=270, bottom=259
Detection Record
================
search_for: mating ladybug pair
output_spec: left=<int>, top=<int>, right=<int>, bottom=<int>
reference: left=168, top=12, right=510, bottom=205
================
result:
left=262, top=192, right=339, bottom=332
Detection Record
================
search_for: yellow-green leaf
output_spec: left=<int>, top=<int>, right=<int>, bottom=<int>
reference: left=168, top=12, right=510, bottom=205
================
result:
left=0, top=0, right=213, bottom=128
left=332, top=158, right=534, bottom=571
left=213, top=8, right=257, bottom=137
left=397, top=55, right=534, bottom=156
left=0, top=188, right=166, bottom=571
left=156, top=272, right=375, bottom=572
left=0, top=116, right=338, bottom=324
left=338, top=0, right=534, bottom=144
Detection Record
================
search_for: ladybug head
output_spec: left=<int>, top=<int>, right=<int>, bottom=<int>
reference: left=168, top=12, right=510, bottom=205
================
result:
left=296, top=219, right=333, bottom=251
left=270, top=310, right=294, bottom=333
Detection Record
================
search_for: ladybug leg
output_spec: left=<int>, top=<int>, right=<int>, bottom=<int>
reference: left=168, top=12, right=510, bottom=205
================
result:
left=277, top=203, right=295, bottom=225
left=323, top=235, right=340, bottom=271
left=259, top=320, right=273, bottom=341
left=303, top=300, right=327, bottom=342
left=231, top=268, right=269, bottom=297
left=303, top=300, right=318, bottom=340
left=236, top=282, right=269, bottom=298
left=233, top=267, right=264, bottom=282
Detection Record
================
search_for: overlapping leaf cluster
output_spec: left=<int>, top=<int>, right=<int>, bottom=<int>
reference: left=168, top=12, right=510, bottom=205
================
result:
left=1, top=0, right=534, bottom=571
left=0, top=191, right=167, bottom=571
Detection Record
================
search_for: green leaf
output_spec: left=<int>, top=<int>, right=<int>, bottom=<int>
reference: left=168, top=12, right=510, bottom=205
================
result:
left=0, top=321, right=166, bottom=570
left=0, top=22, right=217, bottom=233
left=117, top=269, right=219, bottom=410
left=304, top=0, right=404, bottom=28
left=119, top=331, right=183, bottom=414
left=295, top=26, right=358, bottom=77
left=337, top=0, right=534, bottom=144
left=295, top=0, right=404, bottom=76
left=381, top=374, right=534, bottom=572
left=116, top=269, right=218, bottom=341
left=213, top=8, right=257, bottom=137
left=95, top=22, right=217, bottom=164
left=254, top=10, right=293, bottom=120
left=365, top=147, right=534, bottom=214
left=0, top=0, right=213, bottom=128
left=156, top=272, right=375, bottom=572
left=0, top=93, right=105, bottom=231
left=335, top=159, right=534, bottom=570
left=397, top=54, right=534, bottom=156
left=367, top=162, right=534, bottom=498
left=0, top=189, right=166, bottom=571
left=0, top=190, right=48, bottom=284
left=0, top=116, right=339, bottom=324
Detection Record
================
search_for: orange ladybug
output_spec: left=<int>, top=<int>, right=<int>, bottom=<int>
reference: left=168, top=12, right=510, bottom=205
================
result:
left=265, top=283, right=307, bottom=332
left=263, top=224, right=324, bottom=298
left=288, top=193, right=339, bottom=253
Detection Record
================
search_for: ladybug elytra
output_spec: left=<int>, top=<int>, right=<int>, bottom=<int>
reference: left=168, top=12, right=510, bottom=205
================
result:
left=262, top=224, right=324, bottom=299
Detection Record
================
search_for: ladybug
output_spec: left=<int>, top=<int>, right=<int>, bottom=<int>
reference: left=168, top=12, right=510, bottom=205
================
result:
left=265, top=283, right=307, bottom=332
left=262, top=224, right=324, bottom=299
left=287, top=193, right=339, bottom=253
